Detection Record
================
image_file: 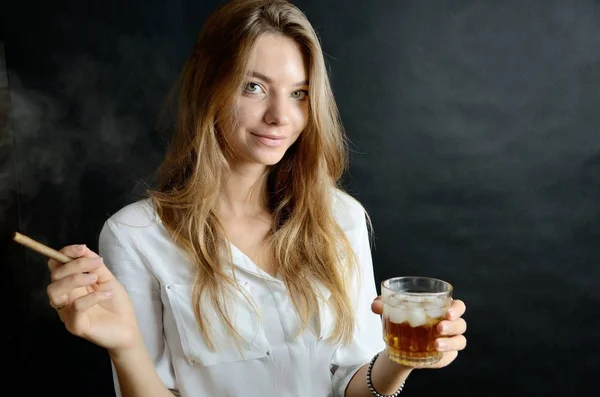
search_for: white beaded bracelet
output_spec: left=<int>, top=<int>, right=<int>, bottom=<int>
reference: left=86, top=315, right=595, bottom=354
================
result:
left=366, top=351, right=405, bottom=397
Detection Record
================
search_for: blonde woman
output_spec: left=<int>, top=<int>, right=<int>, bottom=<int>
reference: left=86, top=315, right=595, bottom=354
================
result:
left=45, top=1, right=467, bottom=396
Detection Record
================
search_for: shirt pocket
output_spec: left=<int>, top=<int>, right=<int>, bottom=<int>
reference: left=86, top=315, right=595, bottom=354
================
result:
left=164, top=282, right=269, bottom=367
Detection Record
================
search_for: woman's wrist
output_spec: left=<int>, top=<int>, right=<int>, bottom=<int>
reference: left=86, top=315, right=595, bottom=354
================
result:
left=107, top=329, right=145, bottom=362
left=368, top=349, right=413, bottom=395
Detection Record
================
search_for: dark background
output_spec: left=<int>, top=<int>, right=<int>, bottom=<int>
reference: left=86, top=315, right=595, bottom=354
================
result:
left=2, top=0, right=598, bottom=395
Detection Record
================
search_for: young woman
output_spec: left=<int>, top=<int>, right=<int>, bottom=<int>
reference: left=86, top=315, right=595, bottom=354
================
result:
left=45, top=1, right=467, bottom=396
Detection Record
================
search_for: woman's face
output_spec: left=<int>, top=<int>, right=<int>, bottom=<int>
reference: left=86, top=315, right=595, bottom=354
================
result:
left=221, top=33, right=310, bottom=169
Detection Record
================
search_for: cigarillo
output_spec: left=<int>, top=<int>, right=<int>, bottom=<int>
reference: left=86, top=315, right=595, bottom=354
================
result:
left=13, top=232, right=73, bottom=264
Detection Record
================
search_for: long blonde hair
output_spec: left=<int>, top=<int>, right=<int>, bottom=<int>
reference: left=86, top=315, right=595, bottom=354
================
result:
left=148, top=0, right=360, bottom=349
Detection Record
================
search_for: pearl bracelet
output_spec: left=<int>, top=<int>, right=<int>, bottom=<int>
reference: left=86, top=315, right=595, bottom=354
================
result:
left=365, top=351, right=405, bottom=397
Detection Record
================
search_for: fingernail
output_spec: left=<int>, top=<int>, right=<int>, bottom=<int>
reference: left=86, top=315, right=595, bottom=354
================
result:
left=86, top=273, right=98, bottom=281
left=436, top=340, right=447, bottom=351
left=103, top=290, right=113, bottom=297
left=75, top=244, right=86, bottom=250
left=438, top=323, right=447, bottom=334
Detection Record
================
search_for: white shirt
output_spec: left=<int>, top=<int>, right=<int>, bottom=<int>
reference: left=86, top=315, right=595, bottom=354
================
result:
left=98, top=189, right=385, bottom=397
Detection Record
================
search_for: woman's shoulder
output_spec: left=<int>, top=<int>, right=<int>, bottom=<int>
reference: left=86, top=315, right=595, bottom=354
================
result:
left=103, top=198, right=161, bottom=232
left=331, top=188, right=368, bottom=230
left=99, top=198, right=168, bottom=261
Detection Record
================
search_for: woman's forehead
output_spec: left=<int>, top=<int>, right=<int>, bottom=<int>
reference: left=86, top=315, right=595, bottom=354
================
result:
left=246, top=34, right=309, bottom=86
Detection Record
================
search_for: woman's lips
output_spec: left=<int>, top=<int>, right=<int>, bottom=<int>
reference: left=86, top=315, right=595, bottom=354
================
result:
left=252, top=133, right=286, bottom=147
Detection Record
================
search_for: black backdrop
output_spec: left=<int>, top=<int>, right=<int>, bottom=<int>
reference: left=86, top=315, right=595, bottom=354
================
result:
left=2, top=1, right=598, bottom=396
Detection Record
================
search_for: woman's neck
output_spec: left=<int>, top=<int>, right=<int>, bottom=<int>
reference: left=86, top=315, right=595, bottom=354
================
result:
left=216, top=164, right=270, bottom=218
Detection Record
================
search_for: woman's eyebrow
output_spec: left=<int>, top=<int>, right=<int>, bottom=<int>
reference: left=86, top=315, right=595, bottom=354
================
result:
left=248, top=70, right=308, bottom=87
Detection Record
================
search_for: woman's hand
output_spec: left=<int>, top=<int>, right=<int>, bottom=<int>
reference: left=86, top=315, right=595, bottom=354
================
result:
left=46, top=244, right=139, bottom=352
left=371, top=296, right=467, bottom=369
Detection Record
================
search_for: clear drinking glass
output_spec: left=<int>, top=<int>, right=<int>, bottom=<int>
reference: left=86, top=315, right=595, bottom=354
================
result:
left=381, top=276, right=453, bottom=367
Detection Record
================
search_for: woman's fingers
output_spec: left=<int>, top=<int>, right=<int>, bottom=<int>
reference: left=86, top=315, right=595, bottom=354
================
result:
left=50, top=257, right=104, bottom=281
left=446, top=299, right=466, bottom=320
left=47, top=272, right=99, bottom=309
left=371, top=296, right=383, bottom=315
left=47, top=244, right=99, bottom=272
left=62, top=290, right=113, bottom=336
left=435, top=334, right=467, bottom=352
left=71, top=289, right=113, bottom=313
left=437, top=317, right=467, bottom=336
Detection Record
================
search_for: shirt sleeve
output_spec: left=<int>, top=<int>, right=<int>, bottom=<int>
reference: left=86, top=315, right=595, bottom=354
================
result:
left=330, top=208, right=386, bottom=397
left=98, top=219, right=179, bottom=396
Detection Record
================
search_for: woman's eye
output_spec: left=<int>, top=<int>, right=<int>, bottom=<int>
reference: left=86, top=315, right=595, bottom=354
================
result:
left=292, top=90, right=309, bottom=100
left=244, top=82, right=263, bottom=94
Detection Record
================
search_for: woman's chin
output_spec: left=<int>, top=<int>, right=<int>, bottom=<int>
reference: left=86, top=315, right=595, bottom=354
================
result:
left=251, top=149, right=287, bottom=166
left=229, top=152, right=286, bottom=169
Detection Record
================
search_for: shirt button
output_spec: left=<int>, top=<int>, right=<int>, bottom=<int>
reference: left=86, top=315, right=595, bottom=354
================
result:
left=266, top=351, right=270, bottom=356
